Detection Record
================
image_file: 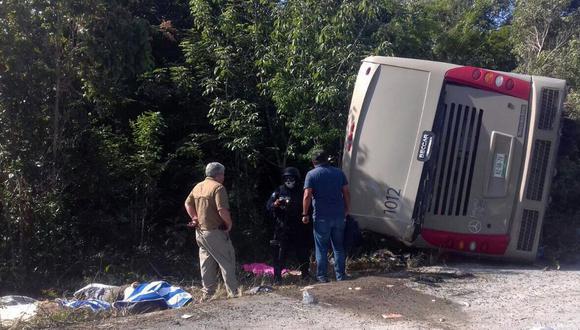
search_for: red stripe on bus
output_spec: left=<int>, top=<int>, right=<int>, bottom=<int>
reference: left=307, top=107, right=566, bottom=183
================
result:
left=445, top=67, right=531, bottom=101
left=421, top=229, right=510, bottom=255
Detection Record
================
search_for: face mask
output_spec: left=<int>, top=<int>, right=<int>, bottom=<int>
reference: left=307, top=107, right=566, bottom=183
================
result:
left=284, top=178, right=296, bottom=189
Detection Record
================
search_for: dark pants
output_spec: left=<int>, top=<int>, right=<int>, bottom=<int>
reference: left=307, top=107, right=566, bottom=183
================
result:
left=271, top=239, right=310, bottom=280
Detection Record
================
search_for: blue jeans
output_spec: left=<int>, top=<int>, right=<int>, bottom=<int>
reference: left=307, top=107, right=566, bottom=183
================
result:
left=313, top=217, right=346, bottom=281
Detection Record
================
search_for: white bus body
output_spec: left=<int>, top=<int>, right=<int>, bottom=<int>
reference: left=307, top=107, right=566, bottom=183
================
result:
left=343, top=56, right=566, bottom=261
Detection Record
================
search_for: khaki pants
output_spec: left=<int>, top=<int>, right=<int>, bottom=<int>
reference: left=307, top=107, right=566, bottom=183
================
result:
left=195, top=229, right=239, bottom=297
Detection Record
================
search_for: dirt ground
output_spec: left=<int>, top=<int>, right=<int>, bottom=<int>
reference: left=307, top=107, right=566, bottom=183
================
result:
left=67, top=259, right=580, bottom=330
left=405, top=261, right=580, bottom=329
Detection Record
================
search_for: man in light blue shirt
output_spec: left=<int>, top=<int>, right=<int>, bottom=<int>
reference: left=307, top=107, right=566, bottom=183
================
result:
left=302, top=149, right=350, bottom=282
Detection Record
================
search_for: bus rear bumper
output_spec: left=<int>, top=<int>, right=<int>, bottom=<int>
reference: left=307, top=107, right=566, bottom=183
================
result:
left=421, top=229, right=510, bottom=255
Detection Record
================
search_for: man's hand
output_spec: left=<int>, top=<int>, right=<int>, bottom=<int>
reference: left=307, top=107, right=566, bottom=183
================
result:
left=273, top=199, right=282, bottom=208
left=218, top=208, right=233, bottom=233
left=184, top=201, right=198, bottom=228
left=187, top=217, right=198, bottom=228
left=303, top=188, right=313, bottom=225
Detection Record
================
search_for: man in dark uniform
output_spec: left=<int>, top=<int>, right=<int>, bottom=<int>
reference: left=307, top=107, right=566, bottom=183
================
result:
left=266, top=167, right=312, bottom=283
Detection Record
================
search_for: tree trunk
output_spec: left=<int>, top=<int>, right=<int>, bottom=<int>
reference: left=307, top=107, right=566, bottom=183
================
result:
left=53, top=11, right=62, bottom=164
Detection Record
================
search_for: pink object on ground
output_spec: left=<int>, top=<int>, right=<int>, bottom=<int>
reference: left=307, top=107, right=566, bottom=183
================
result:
left=241, top=263, right=288, bottom=277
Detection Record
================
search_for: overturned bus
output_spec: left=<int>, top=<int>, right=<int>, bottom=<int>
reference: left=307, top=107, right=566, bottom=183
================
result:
left=342, top=56, right=566, bottom=261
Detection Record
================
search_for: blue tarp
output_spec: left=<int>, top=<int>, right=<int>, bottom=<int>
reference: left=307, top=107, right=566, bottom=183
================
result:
left=58, top=299, right=112, bottom=311
left=114, top=281, right=192, bottom=310
left=59, top=281, right=192, bottom=313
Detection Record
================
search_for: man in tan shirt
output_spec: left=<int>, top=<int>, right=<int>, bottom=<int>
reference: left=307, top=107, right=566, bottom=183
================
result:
left=185, top=162, right=239, bottom=299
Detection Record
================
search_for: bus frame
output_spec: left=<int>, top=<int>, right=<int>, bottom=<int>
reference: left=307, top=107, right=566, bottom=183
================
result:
left=342, top=56, right=566, bottom=261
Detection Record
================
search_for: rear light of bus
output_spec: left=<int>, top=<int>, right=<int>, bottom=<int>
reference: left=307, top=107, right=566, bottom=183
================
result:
left=446, top=66, right=530, bottom=101
left=469, top=241, right=477, bottom=251
left=506, top=79, right=515, bottom=90
left=484, top=72, right=494, bottom=84
left=495, top=75, right=504, bottom=87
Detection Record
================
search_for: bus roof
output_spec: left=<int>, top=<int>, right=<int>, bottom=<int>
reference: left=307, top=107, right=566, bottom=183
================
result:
left=363, top=56, right=565, bottom=86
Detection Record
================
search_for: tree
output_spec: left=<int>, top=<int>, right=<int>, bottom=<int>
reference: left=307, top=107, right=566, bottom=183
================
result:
left=511, top=0, right=580, bottom=256
left=261, top=0, right=394, bottom=159
left=0, top=0, right=160, bottom=290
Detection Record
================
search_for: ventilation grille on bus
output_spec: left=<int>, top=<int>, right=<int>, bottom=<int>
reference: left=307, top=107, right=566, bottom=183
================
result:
left=538, top=89, right=559, bottom=130
left=526, top=139, right=552, bottom=201
left=517, top=209, right=539, bottom=251
left=429, top=103, right=483, bottom=216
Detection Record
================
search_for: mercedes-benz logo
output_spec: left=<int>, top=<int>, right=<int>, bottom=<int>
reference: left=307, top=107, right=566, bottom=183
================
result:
left=468, top=220, right=482, bottom=233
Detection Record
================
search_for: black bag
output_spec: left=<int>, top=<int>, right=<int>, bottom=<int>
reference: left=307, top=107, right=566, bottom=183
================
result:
left=344, top=215, right=363, bottom=251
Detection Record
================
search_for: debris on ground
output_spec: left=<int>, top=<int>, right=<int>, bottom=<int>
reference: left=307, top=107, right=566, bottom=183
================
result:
left=57, top=281, right=192, bottom=315
left=381, top=313, right=403, bottom=319
left=458, top=301, right=470, bottom=307
left=56, top=282, right=125, bottom=312
left=375, top=249, right=408, bottom=267
left=411, top=274, right=444, bottom=286
left=113, top=281, right=192, bottom=313
left=73, top=283, right=125, bottom=302
left=436, top=270, right=473, bottom=279
left=242, top=263, right=289, bottom=277
left=393, top=267, right=475, bottom=287
left=411, top=267, right=474, bottom=279
left=374, top=249, right=398, bottom=259
left=347, top=248, right=407, bottom=272
left=402, top=253, right=421, bottom=268
left=302, top=290, right=317, bottom=305
left=245, top=286, right=274, bottom=295
left=0, top=295, right=38, bottom=327
left=57, top=298, right=112, bottom=311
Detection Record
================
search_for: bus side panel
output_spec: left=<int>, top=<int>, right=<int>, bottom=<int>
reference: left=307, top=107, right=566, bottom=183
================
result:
left=504, top=77, right=566, bottom=261
left=346, top=65, right=431, bottom=240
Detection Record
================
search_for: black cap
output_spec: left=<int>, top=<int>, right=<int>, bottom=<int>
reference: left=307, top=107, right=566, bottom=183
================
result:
left=282, top=167, right=301, bottom=180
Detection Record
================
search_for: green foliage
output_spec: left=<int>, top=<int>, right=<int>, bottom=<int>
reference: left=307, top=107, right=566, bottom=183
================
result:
left=261, top=0, right=394, bottom=155
left=0, top=0, right=200, bottom=292
left=432, top=1, right=516, bottom=70
left=512, top=0, right=580, bottom=77
left=80, top=3, right=154, bottom=108
left=183, top=0, right=273, bottom=160
left=131, top=111, right=167, bottom=166
left=383, top=0, right=517, bottom=70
